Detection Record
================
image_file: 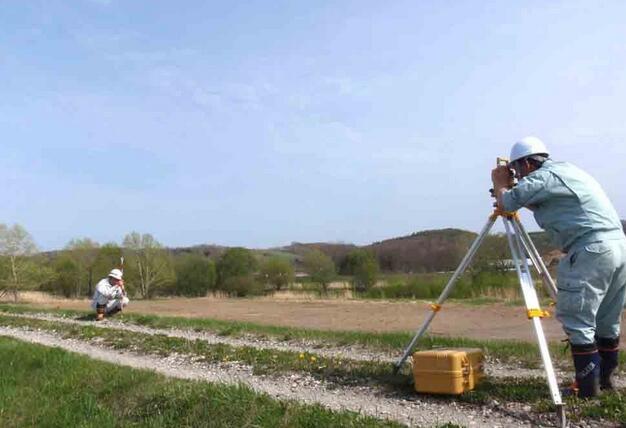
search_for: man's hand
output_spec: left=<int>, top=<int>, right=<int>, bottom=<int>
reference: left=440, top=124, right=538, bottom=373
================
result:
left=491, top=165, right=514, bottom=211
left=491, top=165, right=513, bottom=190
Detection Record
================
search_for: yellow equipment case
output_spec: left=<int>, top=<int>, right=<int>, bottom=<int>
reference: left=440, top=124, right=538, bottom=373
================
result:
left=412, top=348, right=484, bottom=394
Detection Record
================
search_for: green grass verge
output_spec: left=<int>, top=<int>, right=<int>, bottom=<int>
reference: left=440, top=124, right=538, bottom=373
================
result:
left=0, top=336, right=401, bottom=428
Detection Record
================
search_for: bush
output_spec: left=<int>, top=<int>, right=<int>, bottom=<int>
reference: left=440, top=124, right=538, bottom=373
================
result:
left=42, top=256, right=80, bottom=298
left=259, top=257, right=294, bottom=291
left=342, top=249, right=379, bottom=293
left=222, top=275, right=264, bottom=297
left=302, top=250, right=336, bottom=295
left=173, top=254, right=217, bottom=297
left=362, top=272, right=522, bottom=300
left=363, top=275, right=448, bottom=299
left=217, top=248, right=257, bottom=289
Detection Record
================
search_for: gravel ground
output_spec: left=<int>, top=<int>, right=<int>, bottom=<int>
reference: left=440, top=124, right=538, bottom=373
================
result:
left=4, top=311, right=601, bottom=384
left=1, top=312, right=622, bottom=427
left=0, top=326, right=539, bottom=428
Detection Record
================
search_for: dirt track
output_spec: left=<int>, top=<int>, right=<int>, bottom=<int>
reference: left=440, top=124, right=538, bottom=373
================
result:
left=23, top=295, right=620, bottom=342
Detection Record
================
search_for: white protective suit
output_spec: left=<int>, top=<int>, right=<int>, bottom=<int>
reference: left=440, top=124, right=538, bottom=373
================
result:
left=91, top=278, right=130, bottom=314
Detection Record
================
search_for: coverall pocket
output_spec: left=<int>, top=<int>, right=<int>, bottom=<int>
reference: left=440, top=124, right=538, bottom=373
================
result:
left=557, top=282, right=585, bottom=314
left=583, top=242, right=612, bottom=255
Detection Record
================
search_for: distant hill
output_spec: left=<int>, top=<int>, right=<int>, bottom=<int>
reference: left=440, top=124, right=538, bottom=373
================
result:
left=54, top=220, right=624, bottom=275
left=365, top=228, right=477, bottom=273
left=281, top=242, right=357, bottom=266
left=169, top=244, right=227, bottom=258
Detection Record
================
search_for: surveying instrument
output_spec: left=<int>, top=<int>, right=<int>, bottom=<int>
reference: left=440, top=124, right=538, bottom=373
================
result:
left=393, top=158, right=567, bottom=427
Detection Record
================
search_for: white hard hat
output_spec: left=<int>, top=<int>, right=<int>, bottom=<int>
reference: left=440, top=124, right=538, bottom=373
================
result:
left=108, top=269, right=123, bottom=280
left=509, top=136, right=550, bottom=163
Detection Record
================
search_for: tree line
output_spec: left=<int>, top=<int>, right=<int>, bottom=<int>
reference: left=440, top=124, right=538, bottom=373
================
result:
left=0, top=224, right=382, bottom=301
left=2, top=221, right=573, bottom=301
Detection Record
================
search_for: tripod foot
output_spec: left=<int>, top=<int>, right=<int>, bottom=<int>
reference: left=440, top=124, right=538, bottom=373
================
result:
left=555, top=404, right=568, bottom=428
left=392, top=364, right=401, bottom=376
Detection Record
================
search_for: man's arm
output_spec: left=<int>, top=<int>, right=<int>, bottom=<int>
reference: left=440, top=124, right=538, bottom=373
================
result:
left=95, top=281, right=123, bottom=300
left=491, top=167, right=553, bottom=212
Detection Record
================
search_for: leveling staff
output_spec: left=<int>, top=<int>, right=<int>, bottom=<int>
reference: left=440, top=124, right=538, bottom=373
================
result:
left=491, top=137, right=626, bottom=398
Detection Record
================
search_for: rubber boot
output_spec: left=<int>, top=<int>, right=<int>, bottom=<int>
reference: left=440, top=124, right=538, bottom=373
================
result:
left=596, top=336, right=619, bottom=391
left=571, top=343, right=600, bottom=398
left=96, top=305, right=106, bottom=321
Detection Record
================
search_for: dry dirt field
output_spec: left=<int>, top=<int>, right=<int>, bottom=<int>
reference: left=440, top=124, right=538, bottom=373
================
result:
left=16, top=293, right=624, bottom=343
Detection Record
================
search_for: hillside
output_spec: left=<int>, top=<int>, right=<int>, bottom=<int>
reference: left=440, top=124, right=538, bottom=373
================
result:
left=366, top=228, right=477, bottom=273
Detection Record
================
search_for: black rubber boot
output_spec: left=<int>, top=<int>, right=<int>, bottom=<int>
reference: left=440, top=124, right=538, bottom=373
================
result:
left=571, top=343, right=600, bottom=398
left=596, top=336, right=619, bottom=391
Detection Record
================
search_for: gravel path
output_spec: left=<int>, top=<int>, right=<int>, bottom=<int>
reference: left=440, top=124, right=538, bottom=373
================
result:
left=1, top=311, right=581, bottom=382
left=0, top=326, right=538, bottom=428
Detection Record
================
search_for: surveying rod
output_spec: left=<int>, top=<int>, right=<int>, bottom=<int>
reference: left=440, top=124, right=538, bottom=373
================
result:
left=392, top=214, right=497, bottom=374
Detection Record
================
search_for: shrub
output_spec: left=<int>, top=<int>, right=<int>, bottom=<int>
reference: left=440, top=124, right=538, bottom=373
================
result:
left=343, top=250, right=379, bottom=293
left=217, top=248, right=257, bottom=289
left=222, top=275, right=264, bottom=297
left=174, top=254, right=217, bottom=297
left=302, top=250, right=335, bottom=295
left=260, top=257, right=294, bottom=291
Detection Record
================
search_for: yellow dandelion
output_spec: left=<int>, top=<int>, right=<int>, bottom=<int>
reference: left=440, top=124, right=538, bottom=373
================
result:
left=310, top=356, right=317, bottom=363
left=299, top=353, right=305, bottom=360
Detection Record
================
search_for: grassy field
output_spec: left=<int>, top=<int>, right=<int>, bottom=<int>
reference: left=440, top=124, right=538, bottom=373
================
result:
left=1, top=312, right=625, bottom=425
left=0, top=336, right=403, bottom=428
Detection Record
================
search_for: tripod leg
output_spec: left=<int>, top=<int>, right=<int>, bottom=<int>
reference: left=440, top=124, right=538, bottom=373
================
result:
left=511, top=217, right=558, bottom=300
left=503, top=218, right=564, bottom=417
left=392, top=214, right=497, bottom=374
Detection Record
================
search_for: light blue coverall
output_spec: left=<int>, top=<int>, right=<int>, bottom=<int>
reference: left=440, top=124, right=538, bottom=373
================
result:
left=502, top=159, right=626, bottom=345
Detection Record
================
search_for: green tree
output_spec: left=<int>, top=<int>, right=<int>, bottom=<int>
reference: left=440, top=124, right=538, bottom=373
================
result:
left=303, top=249, right=336, bottom=295
left=93, top=242, right=123, bottom=279
left=343, top=249, right=379, bottom=293
left=260, top=256, right=295, bottom=291
left=174, top=254, right=217, bottom=297
left=216, top=248, right=259, bottom=296
left=216, top=248, right=257, bottom=285
left=65, top=238, right=100, bottom=297
left=0, top=224, right=49, bottom=302
left=45, top=256, right=80, bottom=298
left=122, top=232, right=174, bottom=298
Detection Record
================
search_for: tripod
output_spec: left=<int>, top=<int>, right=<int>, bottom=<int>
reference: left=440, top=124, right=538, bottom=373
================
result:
left=393, top=209, right=567, bottom=426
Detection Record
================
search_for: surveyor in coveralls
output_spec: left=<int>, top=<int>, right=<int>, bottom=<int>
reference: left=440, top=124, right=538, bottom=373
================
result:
left=492, top=136, right=626, bottom=397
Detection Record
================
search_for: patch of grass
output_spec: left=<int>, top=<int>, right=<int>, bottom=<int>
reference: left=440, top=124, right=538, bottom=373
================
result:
left=576, top=392, right=626, bottom=424
left=459, top=377, right=550, bottom=404
left=0, top=336, right=401, bottom=428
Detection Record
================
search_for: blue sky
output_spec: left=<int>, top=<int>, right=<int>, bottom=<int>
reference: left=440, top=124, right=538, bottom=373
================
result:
left=2, top=0, right=626, bottom=250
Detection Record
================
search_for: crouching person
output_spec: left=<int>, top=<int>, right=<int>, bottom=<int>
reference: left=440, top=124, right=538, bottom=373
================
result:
left=91, top=268, right=129, bottom=321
